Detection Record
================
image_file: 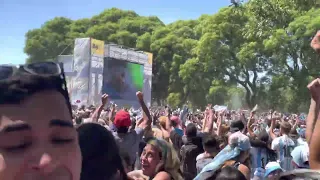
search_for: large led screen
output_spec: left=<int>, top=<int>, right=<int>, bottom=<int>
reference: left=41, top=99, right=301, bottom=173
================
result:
left=102, top=57, right=144, bottom=101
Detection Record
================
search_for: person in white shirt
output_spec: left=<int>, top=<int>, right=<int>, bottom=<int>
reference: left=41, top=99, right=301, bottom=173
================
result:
left=270, top=121, right=296, bottom=171
left=249, top=129, right=278, bottom=178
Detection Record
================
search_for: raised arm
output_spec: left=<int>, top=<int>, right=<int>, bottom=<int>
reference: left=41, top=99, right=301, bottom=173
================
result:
left=247, top=112, right=257, bottom=138
left=90, top=94, right=108, bottom=123
left=240, top=111, right=248, bottom=134
left=216, top=112, right=223, bottom=136
left=179, top=105, right=188, bottom=128
left=307, top=79, right=320, bottom=169
left=204, top=105, right=215, bottom=133
left=108, top=103, right=116, bottom=126
left=269, top=112, right=279, bottom=140
left=308, top=32, right=320, bottom=143
left=308, top=32, right=320, bottom=169
left=164, top=106, right=173, bottom=132
left=136, top=91, right=152, bottom=130
left=201, top=113, right=208, bottom=132
left=202, top=105, right=210, bottom=132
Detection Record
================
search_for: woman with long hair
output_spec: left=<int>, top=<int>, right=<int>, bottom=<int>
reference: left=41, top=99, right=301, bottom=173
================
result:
left=128, top=138, right=183, bottom=180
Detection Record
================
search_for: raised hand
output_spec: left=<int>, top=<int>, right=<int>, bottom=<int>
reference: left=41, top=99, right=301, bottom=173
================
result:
left=307, top=78, right=320, bottom=102
left=251, top=104, right=258, bottom=114
left=136, top=91, right=143, bottom=101
left=311, top=31, right=320, bottom=53
left=101, top=94, right=108, bottom=105
left=165, top=106, right=171, bottom=116
left=205, top=104, right=212, bottom=115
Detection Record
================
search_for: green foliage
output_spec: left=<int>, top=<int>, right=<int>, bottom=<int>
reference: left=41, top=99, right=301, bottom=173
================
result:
left=24, top=3, right=320, bottom=111
left=167, top=93, right=182, bottom=108
left=24, top=17, right=73, bottom=63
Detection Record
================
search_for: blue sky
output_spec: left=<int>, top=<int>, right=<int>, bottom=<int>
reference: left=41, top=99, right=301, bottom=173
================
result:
left=0, top=0, right=230, bottom=65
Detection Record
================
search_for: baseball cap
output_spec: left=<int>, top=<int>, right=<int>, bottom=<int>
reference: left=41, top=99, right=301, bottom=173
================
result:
left=291, top=144, right=309, bottom=168
left=229, top=120, right=245, bottom=133
left=113, top=110, right=131, bottom=128
left=265, top=162, right=283, bottom=177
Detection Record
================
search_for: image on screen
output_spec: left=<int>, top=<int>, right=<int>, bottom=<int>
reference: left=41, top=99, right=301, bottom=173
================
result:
left=102, top=57, right=144, bottom=101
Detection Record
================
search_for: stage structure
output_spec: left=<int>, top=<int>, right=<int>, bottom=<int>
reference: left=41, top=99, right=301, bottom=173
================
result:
left=59, top=38, right=152, bottom=108
left=56, top=55, right=75, bottom=100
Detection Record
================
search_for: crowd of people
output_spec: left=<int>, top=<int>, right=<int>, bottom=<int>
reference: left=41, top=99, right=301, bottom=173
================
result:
left=72, top=92, right=312, bottom=180
left=0, top=32, right=320, bottom=180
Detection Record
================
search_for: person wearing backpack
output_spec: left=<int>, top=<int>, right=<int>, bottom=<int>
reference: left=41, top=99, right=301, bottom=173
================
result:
left=180, top=123, right=204, bottom=180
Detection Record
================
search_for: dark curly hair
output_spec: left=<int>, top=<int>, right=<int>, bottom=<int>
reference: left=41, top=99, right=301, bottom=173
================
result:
left=0, top=72, right=72, bottom=114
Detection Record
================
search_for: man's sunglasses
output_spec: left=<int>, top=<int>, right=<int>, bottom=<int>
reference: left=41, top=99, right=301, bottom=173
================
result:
left=0, top=61, right=61, bottom=80
left=0, top=61, right=72, bottom=113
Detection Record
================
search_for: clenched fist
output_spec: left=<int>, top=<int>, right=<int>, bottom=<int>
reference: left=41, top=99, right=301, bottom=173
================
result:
left=311, top=31, right=320, bottom=53
left=136, top=91, right=143, bottom=101
left=101, top=94, right=108, bottom=105
left=307, top=78, right=320, bottom=102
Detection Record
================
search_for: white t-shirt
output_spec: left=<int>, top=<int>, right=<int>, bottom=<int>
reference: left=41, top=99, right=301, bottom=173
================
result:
left=271, top=135, right=296, bottom=171
left=296, top=137, right=307, bottom=146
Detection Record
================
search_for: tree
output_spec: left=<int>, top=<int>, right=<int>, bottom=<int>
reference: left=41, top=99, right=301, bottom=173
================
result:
left=247, top=0, right=320, bottom=112
left=24, top=5, right=320, bottom=110
left=24, top=17, right=73, bottom=63
left=167, top=92, right=182, bottom=107
left=179, top=58, right=211, bottom=107
left=68, top=18, right=92, bottom=39
left=265, top=9, right=320, bottom=112
left=136, top=32, right=152, bottom=51
left=150, top=20, right=200, bottom=105
left=25, top=8, right=164, bottom=64
left=194, top=6, right=270, bottom=108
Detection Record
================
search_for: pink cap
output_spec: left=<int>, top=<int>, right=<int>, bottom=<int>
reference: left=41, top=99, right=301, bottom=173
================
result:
left=170, top=116, right=180, bottom=125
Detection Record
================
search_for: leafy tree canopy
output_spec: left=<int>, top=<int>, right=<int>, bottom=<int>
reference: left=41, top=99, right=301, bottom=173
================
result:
left=24, top=2, right=320, bottom=111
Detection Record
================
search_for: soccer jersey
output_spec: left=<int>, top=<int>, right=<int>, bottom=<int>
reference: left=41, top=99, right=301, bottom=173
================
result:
left=271, top=135, right=296, bottom=171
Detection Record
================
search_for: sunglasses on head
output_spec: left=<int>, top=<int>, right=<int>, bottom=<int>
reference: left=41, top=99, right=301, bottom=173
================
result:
left=0, top=61, right=72, bottom=113
left=0, top=61, right=62, bottom=80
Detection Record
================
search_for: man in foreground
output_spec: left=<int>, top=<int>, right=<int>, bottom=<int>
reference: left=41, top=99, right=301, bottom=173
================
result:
left=0, top=62, right=82, bottom=180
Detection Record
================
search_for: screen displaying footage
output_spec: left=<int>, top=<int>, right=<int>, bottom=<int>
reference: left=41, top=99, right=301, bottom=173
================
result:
left=102, top=57, right=144, bottom=101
